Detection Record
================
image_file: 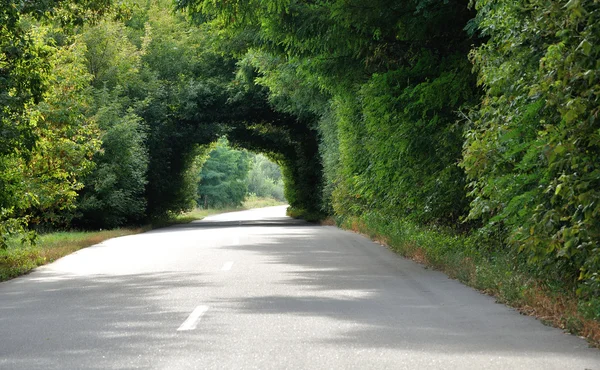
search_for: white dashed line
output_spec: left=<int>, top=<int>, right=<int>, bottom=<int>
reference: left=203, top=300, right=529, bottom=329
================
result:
left=222, top=261, right=234, bottom=271
left=177, top=305, right=209, bottom=331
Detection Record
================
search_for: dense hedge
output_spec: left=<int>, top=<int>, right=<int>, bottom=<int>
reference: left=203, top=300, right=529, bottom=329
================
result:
left=2, top=0, right=599, bottom=300
left=464, top=0, right=600, bottom=296
left=181, top=0, right=599, bottom=297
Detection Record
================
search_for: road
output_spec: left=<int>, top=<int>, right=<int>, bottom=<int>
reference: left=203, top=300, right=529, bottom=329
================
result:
left=0, top=206, right=598, bottom=369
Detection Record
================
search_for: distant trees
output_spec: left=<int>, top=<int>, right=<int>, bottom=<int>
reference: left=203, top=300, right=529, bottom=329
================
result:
left=247, top=154, right=285, bottom=202
left=197, top=139, right=285, bottom=208
left=2, top=0, right=598, bottom=299
left=197, top=139, right=251, bottom=209
left=181, top=0, right=600, bottom=297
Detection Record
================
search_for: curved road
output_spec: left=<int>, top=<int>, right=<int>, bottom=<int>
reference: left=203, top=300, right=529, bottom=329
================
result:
left=0, top=206, right=598, bottom=369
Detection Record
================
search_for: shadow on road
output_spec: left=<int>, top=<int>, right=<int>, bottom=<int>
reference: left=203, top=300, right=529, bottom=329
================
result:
left=159, top=217, right=309, bottom=231
left=0, top=271, right=221, bottom=370
left=217, top=227, right=599, bottom=362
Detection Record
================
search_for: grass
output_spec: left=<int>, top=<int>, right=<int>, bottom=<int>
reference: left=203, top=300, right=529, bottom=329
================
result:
left=243, top=194, right=286, bottom=209
left=0, top=196, right=285, bottom=282
left=166, top=195, right=286, bottom=225
left=0, top=228, right=144, bottom=281
left=340, top=211, right=600, bottom=348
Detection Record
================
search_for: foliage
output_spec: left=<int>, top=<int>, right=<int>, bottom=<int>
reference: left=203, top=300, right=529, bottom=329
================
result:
left=0, top=27, right=100, bottom=238
left=198, top=138, right=251, bottom=208
left=1, top=0, right=598, bottom=335
left=195, top=0, right=476, bottom=224
left=24, top=35, right=100, bottom=228
left=75, top=89, right=148, bottom=228
left=463, top=0, right=600, bottom=297
left=247, top=153, right=285, bottom=201
left=0, top=1, right=49, bottom=157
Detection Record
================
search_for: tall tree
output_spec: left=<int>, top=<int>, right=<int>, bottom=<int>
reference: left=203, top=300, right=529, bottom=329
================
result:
left=197, top=139, right=251, bottom=208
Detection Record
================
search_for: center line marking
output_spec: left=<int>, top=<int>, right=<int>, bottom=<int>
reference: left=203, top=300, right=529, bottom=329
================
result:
left=177, top=305, right=209, bottom=331
left=222, top=261, right=234, bottom=271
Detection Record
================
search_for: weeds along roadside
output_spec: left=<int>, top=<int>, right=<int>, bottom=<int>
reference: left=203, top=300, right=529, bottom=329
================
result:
left=0, top=198, right=285, bottom=282
left=338, top=211, right=600, bottom=349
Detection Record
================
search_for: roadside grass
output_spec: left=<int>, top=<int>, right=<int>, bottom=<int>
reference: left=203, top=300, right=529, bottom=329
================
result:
left=243, top=194, right=286, bottom=209
left=0, top=229, right=144, bottom=281
left=0, top=196, right=284, bottom=282
left=340, top=211, right=600, bottom=348
left=166, top=196, right=286, bottom=226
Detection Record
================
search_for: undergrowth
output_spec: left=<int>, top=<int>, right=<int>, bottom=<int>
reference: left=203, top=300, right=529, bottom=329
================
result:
left=340, top=211, right=600, bottom=348
left=0, top=229, right=143, bottom=281
left=0, top=197, right=284, bottom=282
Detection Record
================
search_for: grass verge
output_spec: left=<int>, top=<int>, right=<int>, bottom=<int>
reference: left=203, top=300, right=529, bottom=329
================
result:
left=243, top=194, right=286, bottom=209
left=339, top=211, right=600, bottom=348
left=0, top=197, right=285, bottom=282
left=0, top=228, right=144, bottom=281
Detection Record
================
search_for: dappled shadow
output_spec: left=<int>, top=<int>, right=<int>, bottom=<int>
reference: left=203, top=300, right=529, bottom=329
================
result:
left=0, top=270, right=222, bottom=370
left=1, top=221, right=598, bottom=369
left=157, top=217, right=309, bottom=232
left=218, top=227, right=600, bottom=362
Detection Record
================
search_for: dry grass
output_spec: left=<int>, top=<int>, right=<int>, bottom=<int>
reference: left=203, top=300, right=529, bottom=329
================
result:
left=0, top=228, right=144, bottom=281
left=0, top=197, right=285, bottom=282
left=320, top=217, right=337, bottom=226
left=338, top=215, right=600, bottom=349
left=242, top=195, right=285, bottom=209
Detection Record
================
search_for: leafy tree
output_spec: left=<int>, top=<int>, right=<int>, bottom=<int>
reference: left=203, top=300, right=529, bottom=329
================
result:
left=198, top=139, right=250, bottom=208
left=81, top=18, right=144, bottom=91
left=463, top=0, right=600, bottom=296
left=23, top=35, right=100, bottom=228
left=75, top=89, right=148, bottom=228
left=1, top=28, right=100, bottom=233
left=247, top=153, right=285, bottom=201
left=182, top=0, right=478, bottom=223
left=0, top=0, right=111, bottom=244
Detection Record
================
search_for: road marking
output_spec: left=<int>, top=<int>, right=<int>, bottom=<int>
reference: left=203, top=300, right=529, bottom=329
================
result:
left=222, top=261, right=234, bottom=271
left=233, top=236, right=240, bottom=245
left=177, top=305, right=209, bottom=331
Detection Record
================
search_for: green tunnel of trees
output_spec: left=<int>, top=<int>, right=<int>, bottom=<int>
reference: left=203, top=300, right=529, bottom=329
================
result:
left=1, top=0, right=599, bottom=303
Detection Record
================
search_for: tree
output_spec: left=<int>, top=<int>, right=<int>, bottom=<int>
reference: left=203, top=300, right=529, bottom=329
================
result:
left=463, top=0, right=600, bottom=296
left=0, top=0, right=110, bottom=244
left=23, top=35, right=100, bottom=228
left=181, top=0, right=478, bottom=224
left=247, top=153, right=285, bottom=201
left=75, top=89, right=148, bottom=228
left=197, top=139, right=250, bottom=208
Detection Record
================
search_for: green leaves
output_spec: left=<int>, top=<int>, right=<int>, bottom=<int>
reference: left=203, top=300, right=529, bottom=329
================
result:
left=197, top=138, right=251, bottom=208
left=464, top=0, right=600, bottom=296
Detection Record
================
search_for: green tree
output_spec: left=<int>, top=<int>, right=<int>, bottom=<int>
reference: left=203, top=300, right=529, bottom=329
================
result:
left=182, top=0, right=478, bottom=223
left=0, top=0, right=110, bottom=244
left=463, top=0, right=600, bottom=296
left=75, top=89, right=148, bottom=228
left=247, top=153, right=285, bottom=201
left=198, top=139, right=251, bottom=208
left=23, top=35, right=100, bottom=228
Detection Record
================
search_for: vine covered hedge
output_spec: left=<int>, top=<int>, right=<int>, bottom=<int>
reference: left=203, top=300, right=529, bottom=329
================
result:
left=464, top=0, right=600, bottom=297
left=1, top=0, right=599, bottom=313
left=181, top=0, right=600, bottom=300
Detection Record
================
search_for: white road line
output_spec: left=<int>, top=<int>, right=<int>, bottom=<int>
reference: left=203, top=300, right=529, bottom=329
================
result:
left=233, top=236, right=240, bottom=245
left=222, top=261, right=234, bottom=271
left=177, top=305, right=209, bottom=331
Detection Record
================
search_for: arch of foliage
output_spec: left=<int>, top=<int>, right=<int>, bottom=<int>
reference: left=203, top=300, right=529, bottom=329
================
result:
left=2, top=0, right=599, bottom=302
left=178, top=0, right=600, bottom=299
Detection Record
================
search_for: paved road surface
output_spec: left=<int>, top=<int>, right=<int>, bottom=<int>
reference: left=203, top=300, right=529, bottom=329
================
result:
left=1, top=206, right=598, bottom=369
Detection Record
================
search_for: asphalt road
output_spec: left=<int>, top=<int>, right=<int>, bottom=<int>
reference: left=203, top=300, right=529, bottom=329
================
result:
left=0, top=206, right=598, bottom=369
